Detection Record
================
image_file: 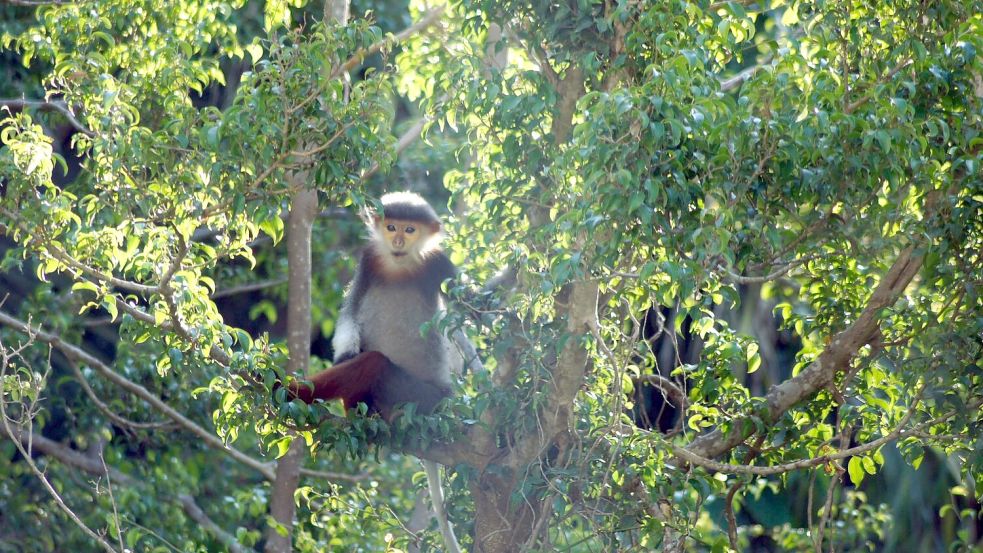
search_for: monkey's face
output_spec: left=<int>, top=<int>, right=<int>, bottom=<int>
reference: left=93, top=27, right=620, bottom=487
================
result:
left=376, top=218, right=437, bottom=261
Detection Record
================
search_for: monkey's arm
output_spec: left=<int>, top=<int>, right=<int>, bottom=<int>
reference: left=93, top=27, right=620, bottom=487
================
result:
left=331, top=250, right=372, bottom=362
left=331, top=299, right=360, bottom=363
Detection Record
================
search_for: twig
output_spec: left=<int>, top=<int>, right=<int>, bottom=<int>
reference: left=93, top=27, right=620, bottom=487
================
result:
left=0, top=98, right=93, bottom=136
left=211, top=277, right=288, bottom=299
left=0, top=309, right=277, bottom=480
left=0, top=343, right=120, bottom=553
left=67, top=358, right=174, bottom=430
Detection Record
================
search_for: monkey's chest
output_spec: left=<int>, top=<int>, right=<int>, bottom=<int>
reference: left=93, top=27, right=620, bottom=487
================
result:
left=357, top=285, right=448, bottom=383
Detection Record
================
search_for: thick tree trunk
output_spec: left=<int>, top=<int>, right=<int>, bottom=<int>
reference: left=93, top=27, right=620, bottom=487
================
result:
left=264, top=2, right=348, bottom=550
left=471, top=472, right=537, bottom=553
left=467, top=60, right=591, bottom=552
left=264, top=188, right=318, bottom=552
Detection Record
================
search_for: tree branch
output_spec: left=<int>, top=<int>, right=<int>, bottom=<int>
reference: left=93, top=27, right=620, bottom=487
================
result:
left=2, top=425, right=253, bottom=553
left=0, top=98, right=93, bottom=136
left=66, top=358, right=174, bottom=431
left=0, top=310, right=277, bottom=480
left=331, top=5, right=447, bottom=79
left=672, top=386, right=928, bottom=475
left=684, top=244, right=923, bottom=459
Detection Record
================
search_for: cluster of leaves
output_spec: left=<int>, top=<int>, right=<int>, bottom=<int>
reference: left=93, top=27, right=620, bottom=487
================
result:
left=1, top=0, right=981, bottom=551
left=417, top=0, right=981, bottom=549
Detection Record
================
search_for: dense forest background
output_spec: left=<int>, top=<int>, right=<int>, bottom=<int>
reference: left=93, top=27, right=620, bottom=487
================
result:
left=1, top=0, right=980, bottom=552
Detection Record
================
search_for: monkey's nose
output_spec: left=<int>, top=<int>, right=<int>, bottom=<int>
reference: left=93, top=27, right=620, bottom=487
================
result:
left=393, top=237, right=404, bottom=248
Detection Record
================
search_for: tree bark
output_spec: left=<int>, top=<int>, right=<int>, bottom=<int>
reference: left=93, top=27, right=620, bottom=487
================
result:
left=264, top=187, right=318, bottom=552
left=264, top=2, right=348, bottom=549
left=470, top=64, right=592, bottom=553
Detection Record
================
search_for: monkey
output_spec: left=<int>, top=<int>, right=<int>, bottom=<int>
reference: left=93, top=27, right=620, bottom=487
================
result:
left=287, top=191, right=462, bottom=418
left=286, top=191, right=463, bottom=553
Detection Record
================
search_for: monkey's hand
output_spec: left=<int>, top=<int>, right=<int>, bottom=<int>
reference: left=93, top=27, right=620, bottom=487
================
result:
left=334, top=350, right=359, bottom=364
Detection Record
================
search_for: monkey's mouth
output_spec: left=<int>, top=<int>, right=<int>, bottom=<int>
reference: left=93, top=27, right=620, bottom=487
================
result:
left=392, top=252, right=407, bottom=257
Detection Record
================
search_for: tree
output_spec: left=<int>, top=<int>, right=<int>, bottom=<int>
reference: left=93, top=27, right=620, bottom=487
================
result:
left=1, top=0, right=980, bottom=552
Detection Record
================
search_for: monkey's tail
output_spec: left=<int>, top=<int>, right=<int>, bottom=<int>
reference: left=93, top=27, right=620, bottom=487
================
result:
left=424, top=459, right=463, bottom=553
left=287, top=351, right=388, bottom=409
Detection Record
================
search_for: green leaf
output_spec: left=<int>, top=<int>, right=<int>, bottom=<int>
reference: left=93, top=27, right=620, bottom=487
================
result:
left=71, top=281, right=100, bottom=296
left=848, top=457, right=865, bottom=486
left=245, top=42, right=263, bottom=64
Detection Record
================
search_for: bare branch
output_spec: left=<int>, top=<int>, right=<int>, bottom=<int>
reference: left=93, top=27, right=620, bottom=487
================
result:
left=211, top=277, right=288, bottom=299
left=0, top=98, right=93, bottom=136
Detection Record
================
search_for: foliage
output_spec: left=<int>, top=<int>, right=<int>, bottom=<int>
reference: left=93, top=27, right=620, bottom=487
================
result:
left=1, top=0, right=981, bottom=552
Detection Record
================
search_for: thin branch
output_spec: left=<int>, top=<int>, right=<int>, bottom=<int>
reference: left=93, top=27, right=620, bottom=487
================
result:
left=2, top=425, right=253, bottom=553
left=0, top=423, right=121, bottom=552
left=0, top=310, right=367, bottom=485
left=0, top=98, right=93, bottom=136
left=0, top=310, right=277, bottom=480
left=98, top=453, right=126, bottom=553
left=360, top=115, right=428, bottom=182
left=289, top=5, right=448, bottom=119
left=720, top=63, right=767, bottom=93
left=672, top=387, right=929, bottom=476
left=177, top=494, right=250, bottom=553
left=844, top=58, right=912, bottom=114
left=0, top=209, right=157, bottom=295
left=67, top=358, right=174, bottom=430
left=288, top=120, right=355, bottom=158
left=211, top=277, right=288, bottom=299
left=1, top=346, right=119, bottom=553
left=720, top=257, right=810, bottom=285
left=634, top=374, right=688, bottom=410
left=708, top=0, right=760, bottom=11
left=331, top=5, right=447, bottom=79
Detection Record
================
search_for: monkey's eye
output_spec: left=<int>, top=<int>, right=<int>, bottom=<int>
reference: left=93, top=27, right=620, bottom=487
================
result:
left=405, top=226, right=415, bottom=234
left=386, top=224, right=396, bottom=232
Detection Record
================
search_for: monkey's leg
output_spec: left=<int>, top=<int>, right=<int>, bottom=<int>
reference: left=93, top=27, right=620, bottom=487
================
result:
left=370, top=364, right=452, bottom=421
left=287, top=351, right=389, bottom=408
